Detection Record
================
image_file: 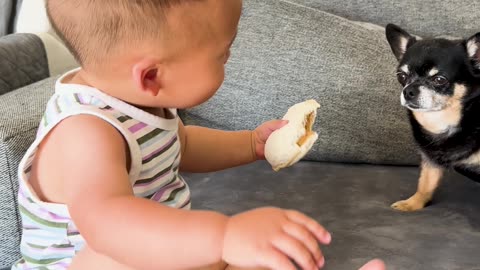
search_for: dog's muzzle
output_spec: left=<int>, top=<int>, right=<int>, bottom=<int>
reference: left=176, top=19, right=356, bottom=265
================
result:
left=401, top=84, right=421, bottom=109
left=400, top=85, right=442, bottom=111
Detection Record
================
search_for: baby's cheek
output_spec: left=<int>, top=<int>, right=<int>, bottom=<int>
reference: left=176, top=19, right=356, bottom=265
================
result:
left=192, top=74, right=225, bottom=106
left=216, top=69, right=226, bottom=88
left=207, top=67, right=225, bottom=92
left=224, top=50, right=231, bottom=64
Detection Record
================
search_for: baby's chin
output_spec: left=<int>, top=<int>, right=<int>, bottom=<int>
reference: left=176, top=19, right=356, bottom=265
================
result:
left=149, top=96, right=212, bottom=110
left=178, top=92, right=219, bottom=109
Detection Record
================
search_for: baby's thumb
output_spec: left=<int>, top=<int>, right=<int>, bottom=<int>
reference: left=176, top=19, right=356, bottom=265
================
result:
left=358, top=259, right=386, bottom=270
left=268, top=119, right=288, bottom=131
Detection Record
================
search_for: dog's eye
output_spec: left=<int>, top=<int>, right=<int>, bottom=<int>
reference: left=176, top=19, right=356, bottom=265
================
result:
left=397, top=72, right=408, bottom=85
left=432, top=76, right=448, bottom=86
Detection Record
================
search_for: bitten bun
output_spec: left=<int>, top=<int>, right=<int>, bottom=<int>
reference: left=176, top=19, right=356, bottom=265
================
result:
left=265, top=99, right=320, bottom=171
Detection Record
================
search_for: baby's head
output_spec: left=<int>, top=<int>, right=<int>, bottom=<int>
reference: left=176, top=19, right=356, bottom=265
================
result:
left=47, top=0, right=242, bottom=109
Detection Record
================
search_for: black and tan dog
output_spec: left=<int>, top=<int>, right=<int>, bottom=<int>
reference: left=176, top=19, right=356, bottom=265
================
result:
left=385, top=24, right=480, bottom=211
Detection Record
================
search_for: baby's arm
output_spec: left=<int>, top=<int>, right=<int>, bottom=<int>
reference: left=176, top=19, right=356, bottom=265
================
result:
left=178, top=120, right=257, bottom=173
left=58, top=115, right=228, bottom=269
left=54, top=116, right=328, bottom=270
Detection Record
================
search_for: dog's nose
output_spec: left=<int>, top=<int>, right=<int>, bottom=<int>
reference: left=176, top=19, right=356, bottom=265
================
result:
left=403, top=87, right=419, bottom=101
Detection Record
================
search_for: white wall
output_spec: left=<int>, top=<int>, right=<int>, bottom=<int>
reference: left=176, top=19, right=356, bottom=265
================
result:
left=15, top=0, right=53, bottom=35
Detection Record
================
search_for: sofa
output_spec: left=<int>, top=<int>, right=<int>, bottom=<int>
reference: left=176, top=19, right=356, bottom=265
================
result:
left=1, top=0, right=480, bottom=269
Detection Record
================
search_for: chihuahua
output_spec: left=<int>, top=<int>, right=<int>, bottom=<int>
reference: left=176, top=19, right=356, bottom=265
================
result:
left=386, top=24, right=480, bottom=211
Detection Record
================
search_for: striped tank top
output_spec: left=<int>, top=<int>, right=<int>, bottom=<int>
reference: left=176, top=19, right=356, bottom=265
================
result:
left=12, top=70, right=191, bottom=269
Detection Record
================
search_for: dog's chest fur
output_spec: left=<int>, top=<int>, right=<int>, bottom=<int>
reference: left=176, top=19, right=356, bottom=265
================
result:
left=412, top=109, right=460, bottom=135
left=409, top=96, right=480, bottom=180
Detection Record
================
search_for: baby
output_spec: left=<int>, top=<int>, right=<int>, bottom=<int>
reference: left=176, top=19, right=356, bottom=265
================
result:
left=12, top=1, right=386, bottom=270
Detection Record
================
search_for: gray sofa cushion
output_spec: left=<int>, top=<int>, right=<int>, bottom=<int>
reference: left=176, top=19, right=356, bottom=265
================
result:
left=186, top=161, right=480, bottom=270
left=180, top=0, right=419, bottom=165
left=0, top=77, right=54, bottom=267
left=0, top=33, right=50, bottom=96
left=291, top=0, right=479, bottom=38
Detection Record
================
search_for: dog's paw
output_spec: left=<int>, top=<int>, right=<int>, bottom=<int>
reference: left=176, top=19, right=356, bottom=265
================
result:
left=391, top=199, right=424, bottom=212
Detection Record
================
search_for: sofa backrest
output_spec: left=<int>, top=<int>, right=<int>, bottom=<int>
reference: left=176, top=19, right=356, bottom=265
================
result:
left=292, top=0, right=479, bottom=38
left=0, top=33, right=50, bottom=96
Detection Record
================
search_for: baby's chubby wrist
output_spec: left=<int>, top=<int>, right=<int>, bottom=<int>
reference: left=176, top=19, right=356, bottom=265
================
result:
left=221, top=213, right=239, bottom=264
left=199, top=211, right=230, bottom=264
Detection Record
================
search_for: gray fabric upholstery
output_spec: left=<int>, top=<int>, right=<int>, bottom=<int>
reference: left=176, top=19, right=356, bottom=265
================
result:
left=0, top=78, right=55, bottom=267
left=180, top=0, right=419, bottom=165
left=186, top=161, right=480, bottom=270
left=291, top=0, right=479, bottom=38
left=0, top=33, right=50, bottom=96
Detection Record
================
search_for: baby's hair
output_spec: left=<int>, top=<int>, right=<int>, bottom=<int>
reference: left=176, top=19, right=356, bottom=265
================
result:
left=46, top=0, right=202, bottom=68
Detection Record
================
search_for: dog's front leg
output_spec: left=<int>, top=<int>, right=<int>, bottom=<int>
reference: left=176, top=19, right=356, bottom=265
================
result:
left=391, top=161, right=444, bottom=211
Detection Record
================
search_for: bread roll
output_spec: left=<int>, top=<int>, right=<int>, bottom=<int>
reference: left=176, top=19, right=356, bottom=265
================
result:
left=265, top=99, right=320, bottom=171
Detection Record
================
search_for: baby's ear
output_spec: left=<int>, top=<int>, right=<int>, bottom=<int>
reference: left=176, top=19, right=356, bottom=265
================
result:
left=466, top=33, right=480, bottom=77
left=133, top=61, right=162, bottom=96
left=386, top=24, right=417, bottom=61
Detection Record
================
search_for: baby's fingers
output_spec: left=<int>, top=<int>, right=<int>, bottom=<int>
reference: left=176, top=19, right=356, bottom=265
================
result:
left=272, top=234, right=318, bottom=270
left=286, top=210, right=331, bottom=245
left=260, top=247, right=297, bottom=270
left=358, top=259, right=386, bottom=270
left=283, top=222, right=324, bottom=267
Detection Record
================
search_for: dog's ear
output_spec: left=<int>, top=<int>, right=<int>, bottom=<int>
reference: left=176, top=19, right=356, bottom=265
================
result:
left=466, top=33, right=480, bottom=77
left=386, top=24, right=417, bottom=61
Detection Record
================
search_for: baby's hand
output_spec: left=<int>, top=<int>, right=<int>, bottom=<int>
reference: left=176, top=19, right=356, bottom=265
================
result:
left=253, top=120, right=288, bottom=159
left=359, top=259, right=386, bottom=270
left=222, top=207, right=331, bottom=270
